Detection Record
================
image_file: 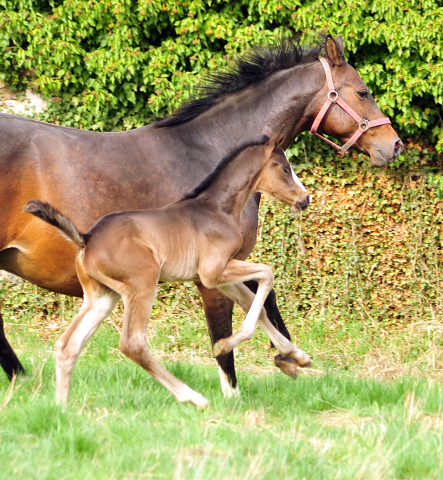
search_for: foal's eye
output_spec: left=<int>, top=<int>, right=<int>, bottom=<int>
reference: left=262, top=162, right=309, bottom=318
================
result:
left=358, top=90, right=369, bottom=99
left=283, top=167, right=291, bottom=176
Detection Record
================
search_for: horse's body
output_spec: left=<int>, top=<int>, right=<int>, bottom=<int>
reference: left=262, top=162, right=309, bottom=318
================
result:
left=24, top=131, right=311, bottom=407
left=0, top=35, right=403, bottom=389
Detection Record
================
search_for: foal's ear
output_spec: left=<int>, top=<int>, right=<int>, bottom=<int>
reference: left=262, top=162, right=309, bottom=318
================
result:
left=267, top=127, right=285, bottom=152
left=261, top=123, right=273, bottom=141
left=325, top=35, right=345, bottom=67
left=276, top=127, right=285, bottom=148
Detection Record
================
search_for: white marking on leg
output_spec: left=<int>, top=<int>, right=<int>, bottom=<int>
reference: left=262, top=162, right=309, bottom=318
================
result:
left=55, top=290, right=119, bottom=404
left=72, top=293, right=119, bottom=349
left=218, top=365, right=240, bottom=398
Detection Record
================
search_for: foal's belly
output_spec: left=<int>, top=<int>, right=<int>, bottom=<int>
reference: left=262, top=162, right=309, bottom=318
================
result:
left=158, top=257, right=199, bottom=283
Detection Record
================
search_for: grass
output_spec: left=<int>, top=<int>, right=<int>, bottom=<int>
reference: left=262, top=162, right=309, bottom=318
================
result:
left=1, top=284, right=443, bottom=480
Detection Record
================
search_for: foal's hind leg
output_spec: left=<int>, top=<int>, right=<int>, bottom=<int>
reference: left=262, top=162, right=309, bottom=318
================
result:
left=119, top=272, right=208, bottom=408
left=55, top=283, right=119, bottom=404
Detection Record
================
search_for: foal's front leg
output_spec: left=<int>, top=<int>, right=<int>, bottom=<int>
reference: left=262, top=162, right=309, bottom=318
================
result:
left=215, top=283, right=311, bottom=368
left=201, top=259, right=275, bottom=357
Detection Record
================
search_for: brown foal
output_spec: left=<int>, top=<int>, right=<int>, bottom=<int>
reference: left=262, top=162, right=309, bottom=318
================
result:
left=24, top=129, right=311, bottom=408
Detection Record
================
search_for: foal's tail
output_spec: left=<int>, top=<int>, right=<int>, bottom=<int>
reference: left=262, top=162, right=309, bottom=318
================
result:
left=23, top=200, right=88, bottom=248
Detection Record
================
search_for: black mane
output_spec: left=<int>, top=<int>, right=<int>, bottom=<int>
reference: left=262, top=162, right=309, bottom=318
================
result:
left=155, top=35, right=326, bottom=129
left=180, top=135, right=269, bottom=201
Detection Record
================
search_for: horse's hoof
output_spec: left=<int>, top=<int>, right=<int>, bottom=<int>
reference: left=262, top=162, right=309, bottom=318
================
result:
left=213, top=339, right=228, bottom=358
left=274, top=355, right=298, bottom=378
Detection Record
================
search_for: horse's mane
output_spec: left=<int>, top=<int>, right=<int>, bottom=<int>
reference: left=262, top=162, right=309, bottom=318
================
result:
left=180, top=135, right=269, bottom=201
left=154, top=34, right=326, bottom=129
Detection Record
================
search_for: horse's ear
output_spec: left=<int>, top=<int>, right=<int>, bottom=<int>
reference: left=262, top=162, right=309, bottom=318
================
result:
left=334, top=35, right=344, bottom=55
left=325, top=35, right=345, bottom=67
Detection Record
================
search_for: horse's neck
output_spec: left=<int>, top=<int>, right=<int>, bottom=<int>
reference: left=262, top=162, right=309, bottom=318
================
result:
left=172, top=62, right=321, bottom=156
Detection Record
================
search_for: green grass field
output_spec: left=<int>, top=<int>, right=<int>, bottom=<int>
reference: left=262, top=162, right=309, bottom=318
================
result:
left=1, top=281, right=443, bottom=480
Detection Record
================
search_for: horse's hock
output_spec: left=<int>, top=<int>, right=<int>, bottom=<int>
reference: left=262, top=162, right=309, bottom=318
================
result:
left=0, top=81, right=47, bottom=115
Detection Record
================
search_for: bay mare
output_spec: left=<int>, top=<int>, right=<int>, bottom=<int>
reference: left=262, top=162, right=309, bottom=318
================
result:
left=0, top=35, right=403, bottom=392
left=24, top=130, right=311, bottom=407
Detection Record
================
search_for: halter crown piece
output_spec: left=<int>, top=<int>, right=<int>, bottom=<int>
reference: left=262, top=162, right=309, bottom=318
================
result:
left=309, top=57, right=391, bottom=154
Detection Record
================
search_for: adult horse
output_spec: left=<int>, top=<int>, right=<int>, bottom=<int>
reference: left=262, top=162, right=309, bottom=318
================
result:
left=0, top=35, right=403, bottom=393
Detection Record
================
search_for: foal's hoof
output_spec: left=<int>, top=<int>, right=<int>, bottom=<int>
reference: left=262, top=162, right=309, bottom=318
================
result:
left=194, top=396, right=210, bottom=410
left=274, top=355, right=298, bottom=378
left=213, top=339, right=229, bottom=358
left=293, top=351, right=312, bottom=369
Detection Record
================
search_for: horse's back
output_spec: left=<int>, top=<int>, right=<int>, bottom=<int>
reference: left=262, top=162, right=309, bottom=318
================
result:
left=0, top=115, right=157, bottom=294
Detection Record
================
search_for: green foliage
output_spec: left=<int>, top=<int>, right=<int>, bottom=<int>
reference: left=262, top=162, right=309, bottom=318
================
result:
left=0, top=0, right=442, bottom=148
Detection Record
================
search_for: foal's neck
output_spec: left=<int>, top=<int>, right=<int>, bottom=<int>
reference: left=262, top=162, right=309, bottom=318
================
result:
left=198, top=149, right=265, bottom=218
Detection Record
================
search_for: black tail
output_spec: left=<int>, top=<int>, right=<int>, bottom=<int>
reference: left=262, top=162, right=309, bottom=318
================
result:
left=23, top=200, right=88, bottom=248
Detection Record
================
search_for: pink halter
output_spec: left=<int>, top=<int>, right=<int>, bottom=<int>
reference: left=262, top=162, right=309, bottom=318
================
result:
left=309, top=57, right=391, bottom=154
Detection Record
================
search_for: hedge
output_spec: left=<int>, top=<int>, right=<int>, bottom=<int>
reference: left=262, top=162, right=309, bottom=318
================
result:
left=1, top=1, right=443, bottom=326
left=0, top=0, right=442, bottom=149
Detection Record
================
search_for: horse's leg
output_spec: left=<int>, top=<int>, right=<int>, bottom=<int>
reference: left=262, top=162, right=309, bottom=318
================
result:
left=195, top=283, right=239, bottom=397
left=55, top=284, right=119, bottom=404
left=0, top=311, right=25, bottom=380
left=243, top=281, right=290, bottom=340
left=119, top=266, right=208, bottom=408
left=243, top=281, right=298, bottom=378
left=215, top=283, right=311, bottom=369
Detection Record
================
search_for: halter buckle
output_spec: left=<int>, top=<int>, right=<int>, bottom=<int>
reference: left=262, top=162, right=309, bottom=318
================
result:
left=328, top=90, right=339, bottom=103
left=359, top=119, right=369, bottom=131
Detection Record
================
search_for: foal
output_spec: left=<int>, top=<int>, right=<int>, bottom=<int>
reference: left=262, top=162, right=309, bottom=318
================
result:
left=24, top=130, right=311, bottom=408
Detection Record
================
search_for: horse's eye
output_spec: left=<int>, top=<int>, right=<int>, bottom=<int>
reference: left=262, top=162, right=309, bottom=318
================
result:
left=283, top=167, right=291, bottom=176
left=358, top=90, right=369, bottom=99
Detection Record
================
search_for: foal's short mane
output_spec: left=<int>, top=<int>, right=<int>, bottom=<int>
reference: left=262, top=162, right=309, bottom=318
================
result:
left=181, top=135, right=269, bottom=201
left=155, top=35, right=326, bottom=129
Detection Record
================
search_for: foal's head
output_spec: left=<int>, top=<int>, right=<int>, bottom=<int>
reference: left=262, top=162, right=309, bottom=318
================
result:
left=257, top=130, right=310, bottom=213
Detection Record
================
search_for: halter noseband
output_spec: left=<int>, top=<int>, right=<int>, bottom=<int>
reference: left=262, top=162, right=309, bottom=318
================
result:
left=309, top=57, right=391, bottom=154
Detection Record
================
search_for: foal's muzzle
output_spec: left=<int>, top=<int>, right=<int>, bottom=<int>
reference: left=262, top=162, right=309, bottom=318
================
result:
left=295, top=195, right=311, bottom=212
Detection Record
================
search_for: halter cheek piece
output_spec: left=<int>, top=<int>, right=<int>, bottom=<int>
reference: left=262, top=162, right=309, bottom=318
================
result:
left=309, top=57, right=391, bottom=154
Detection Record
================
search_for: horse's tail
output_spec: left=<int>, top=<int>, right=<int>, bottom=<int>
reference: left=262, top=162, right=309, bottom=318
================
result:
left=23, top=200, right=88, bottom=248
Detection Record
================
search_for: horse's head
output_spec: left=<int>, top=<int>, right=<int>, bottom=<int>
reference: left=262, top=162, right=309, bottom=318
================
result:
left=309, top=35, right=403, bottom=167
left=259, top=128, right=311, bottom=213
